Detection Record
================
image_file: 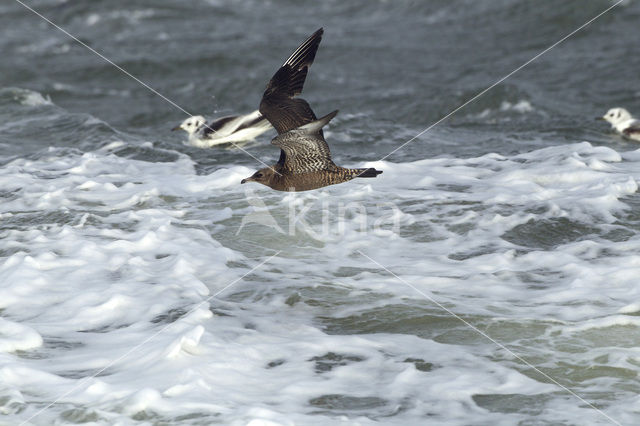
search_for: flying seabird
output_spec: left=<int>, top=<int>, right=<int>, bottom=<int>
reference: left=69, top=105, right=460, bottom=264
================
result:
left=172, top=110, right=272, bottom=147
left=241, top=28, right=382, bottom=192
left=601, top=107, right=640, bottom=142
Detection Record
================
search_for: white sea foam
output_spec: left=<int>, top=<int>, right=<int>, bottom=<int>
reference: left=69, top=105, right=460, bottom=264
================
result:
left=84, top=9, right=156, bottom=27
left=8, top=88, right=54, bottom=107
left=1, top=140, right=640, bottom=424
left=500, top=100, right=533, bottom=113
left=0, top=318, right=43, bottom=352
left=477, top=99, right=538, bottom=120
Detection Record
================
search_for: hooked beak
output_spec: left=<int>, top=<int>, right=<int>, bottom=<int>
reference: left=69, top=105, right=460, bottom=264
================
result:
left=595, top=116, right=606, bottom=121
left=171, top=125, right=182, bottom=131
left=241, top=178, right=250, bottom=184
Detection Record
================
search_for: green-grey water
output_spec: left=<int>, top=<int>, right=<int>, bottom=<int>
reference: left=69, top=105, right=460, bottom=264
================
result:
left=1, top=1, right=640, bottom=425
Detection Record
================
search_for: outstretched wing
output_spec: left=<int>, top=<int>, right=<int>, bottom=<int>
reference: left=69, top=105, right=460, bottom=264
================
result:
left=271, top=110, right=338, bottom=174
left=259, top=28, right=323, bottom=135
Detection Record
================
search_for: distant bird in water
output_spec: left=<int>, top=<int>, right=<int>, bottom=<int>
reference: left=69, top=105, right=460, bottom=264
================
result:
left=241, top=28, right=382, bottom=192
left=172, top=110, right=272, bottom=147
left=601, top=107, right=640, bottom=142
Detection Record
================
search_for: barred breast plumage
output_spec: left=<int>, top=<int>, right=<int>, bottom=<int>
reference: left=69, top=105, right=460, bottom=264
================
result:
left=241, top=28, right=382, bottom=192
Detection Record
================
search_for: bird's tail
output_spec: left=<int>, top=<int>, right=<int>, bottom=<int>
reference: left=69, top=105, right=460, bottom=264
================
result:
left=349, top=168, right=383, bottom=178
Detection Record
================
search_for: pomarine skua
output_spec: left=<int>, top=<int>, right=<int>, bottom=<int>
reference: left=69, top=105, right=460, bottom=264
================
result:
left=172, top=110, right=272, bottom=147
left=241, top=28, right=382, bottom=192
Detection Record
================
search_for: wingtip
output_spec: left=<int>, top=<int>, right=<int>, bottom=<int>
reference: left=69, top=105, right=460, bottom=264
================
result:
left=295, top=109, right=338, bottom=133
left=318, top=109, right=339, bottom=125
left=281, top=28, right=324, bottom=69
left=312, top=28, right=324, bottom=43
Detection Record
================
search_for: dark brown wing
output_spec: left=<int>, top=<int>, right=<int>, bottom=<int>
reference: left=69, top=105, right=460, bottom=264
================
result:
left=259, top=28, right=323, bottom=135
left=623, top=121, right=640, bottom=137
left=271, top=110, right=338, bottom=174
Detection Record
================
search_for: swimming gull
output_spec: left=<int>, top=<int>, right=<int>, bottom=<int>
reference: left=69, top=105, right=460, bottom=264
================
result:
left=601, top=107, right=640, bottom=142
left=173, top=110, right=272, bottom=147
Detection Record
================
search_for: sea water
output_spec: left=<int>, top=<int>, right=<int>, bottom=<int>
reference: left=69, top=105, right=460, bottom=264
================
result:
left=2, top=0, right=640, bottom=425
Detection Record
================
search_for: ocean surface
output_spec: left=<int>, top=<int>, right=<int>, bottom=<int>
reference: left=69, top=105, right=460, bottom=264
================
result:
left=2, top=0, right=640, bottom=425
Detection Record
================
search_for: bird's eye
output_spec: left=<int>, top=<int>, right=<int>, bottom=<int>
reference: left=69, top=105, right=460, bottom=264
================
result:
left=255, top=173, right=263, bottom=178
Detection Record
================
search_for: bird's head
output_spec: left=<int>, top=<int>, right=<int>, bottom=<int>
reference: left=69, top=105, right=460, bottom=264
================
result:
left=602, top=108, right=632, bottom=126
left=241, top=167, right=277, bottom=187
left=172, top=115, right=206, bottom=135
